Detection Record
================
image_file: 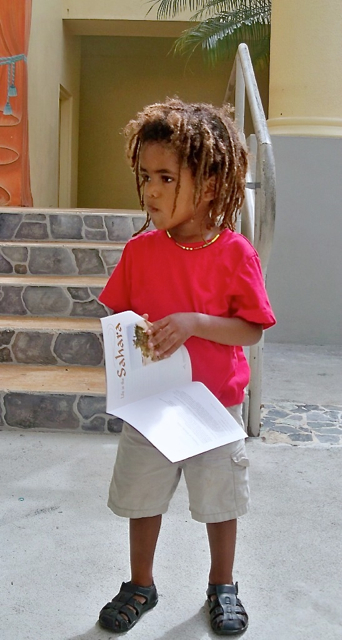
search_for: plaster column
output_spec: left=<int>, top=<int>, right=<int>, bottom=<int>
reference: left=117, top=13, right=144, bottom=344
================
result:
left=265, top=0, right=342, bottom=344
left=268, top=0, right=342, bottom=137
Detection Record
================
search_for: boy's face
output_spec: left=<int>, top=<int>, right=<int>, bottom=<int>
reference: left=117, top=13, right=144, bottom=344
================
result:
left=139, top=142, right=212, bottom=238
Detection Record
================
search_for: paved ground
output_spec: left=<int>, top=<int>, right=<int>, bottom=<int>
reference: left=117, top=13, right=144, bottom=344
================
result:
left=262, top=343, right=342, bottom=445
left=1, top=343, right=342, bottom=640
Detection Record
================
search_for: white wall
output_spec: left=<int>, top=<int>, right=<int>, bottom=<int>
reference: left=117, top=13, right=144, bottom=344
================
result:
left=266, top=136, right=342, bottom=344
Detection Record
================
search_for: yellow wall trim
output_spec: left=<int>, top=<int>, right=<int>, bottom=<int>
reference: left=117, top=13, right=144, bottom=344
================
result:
left=62, top=0, right=193, bottom=21
left=64, top=19, right=191, bottom=37
left=267, top=117, right=342, bottom=138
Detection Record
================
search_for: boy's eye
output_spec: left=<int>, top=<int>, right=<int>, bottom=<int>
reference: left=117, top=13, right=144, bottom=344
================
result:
left=162, top=175, right=173, bottom=183
left=140, top=174, right=150, bottom=183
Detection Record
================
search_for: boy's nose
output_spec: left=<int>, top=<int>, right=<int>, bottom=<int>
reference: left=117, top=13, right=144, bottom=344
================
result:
left=145, top=182, right=159, bottom=198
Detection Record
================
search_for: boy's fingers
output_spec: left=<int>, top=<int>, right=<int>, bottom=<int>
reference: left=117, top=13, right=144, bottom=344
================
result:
left=148, top=326, right=167, bottom=344
left=150, top=328, right=174, bottom=349
left=142, top=314, right=153, bottom=329
left=159, top=344, right=178, bottom=358
left=151, top=316, right=172, bottom=332
left=154, top=333, right=180, bottom=357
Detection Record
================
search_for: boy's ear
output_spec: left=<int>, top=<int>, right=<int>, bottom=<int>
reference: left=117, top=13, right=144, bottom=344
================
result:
left=203, top=176, right=216, bottom=201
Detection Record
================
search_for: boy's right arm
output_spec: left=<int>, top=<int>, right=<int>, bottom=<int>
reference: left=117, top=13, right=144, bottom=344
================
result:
left=146, top=312, right=263, bottom=360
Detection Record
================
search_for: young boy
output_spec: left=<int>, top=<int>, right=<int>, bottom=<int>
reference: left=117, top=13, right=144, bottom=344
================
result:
left=98, top=98, right=276, bottom=635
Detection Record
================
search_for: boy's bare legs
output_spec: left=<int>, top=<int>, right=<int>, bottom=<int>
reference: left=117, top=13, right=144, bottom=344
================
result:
left=130, top=515, right=162, bottom=586
left=130, top=516, right=236, bottom=586
left=206, top=519, right=237, bottom=584
left=130, top=516, right=237, bottom=586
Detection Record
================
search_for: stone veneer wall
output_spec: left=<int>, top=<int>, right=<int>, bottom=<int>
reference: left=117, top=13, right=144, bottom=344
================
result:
left=0, top=208, right=150, bottom=433
left=0, top=210, right=145, bottom=242
left=0, top=328, right=104, bottom=366
left=0, top=244, right=122, bottom=277
left=0, top=391, right=123, bottom=433
left=0, top=283, right=107, bottom=318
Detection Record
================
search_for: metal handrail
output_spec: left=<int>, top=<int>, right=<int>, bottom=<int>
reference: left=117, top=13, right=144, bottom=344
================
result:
left=224, top=43, right=276, bottom=436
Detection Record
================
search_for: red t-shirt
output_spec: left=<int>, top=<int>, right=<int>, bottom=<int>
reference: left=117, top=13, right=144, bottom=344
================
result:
left=99, top=229, right=276, bottom=406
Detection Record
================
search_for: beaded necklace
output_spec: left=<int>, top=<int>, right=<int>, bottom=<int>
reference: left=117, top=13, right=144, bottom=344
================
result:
left=165, top=229, right=220, bottom=251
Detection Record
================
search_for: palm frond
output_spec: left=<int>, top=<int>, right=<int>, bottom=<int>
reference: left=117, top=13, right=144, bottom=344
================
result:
left=147, top=1, right=210, bottom=19
left=148, top=1, right=271, bottom=20
left=190, top=1, right=271, bottom=22
left=174, top=14, right=270, bottom=68
left=148, top=1, right=271, bottom=67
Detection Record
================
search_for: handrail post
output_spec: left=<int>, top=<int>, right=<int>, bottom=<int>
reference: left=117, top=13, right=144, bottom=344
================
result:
left=224, top=43, right=276, bottom=437
left=235, top=56, right=245, bottom=134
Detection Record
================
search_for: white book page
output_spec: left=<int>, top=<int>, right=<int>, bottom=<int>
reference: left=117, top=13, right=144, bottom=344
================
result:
left=101, top=311, right=192, bottom=411
left=113, top=382, right=247, bottom=463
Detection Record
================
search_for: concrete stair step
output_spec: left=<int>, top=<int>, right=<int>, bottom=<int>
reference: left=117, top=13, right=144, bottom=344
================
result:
left=0, top=208, right=148, bottom=243
left=0, top=207, right=145, bottom=433
left=0, top=316, right=104, bottom=367
left=0, top=364, right=122, bottom=433
left=0, top=275, right=109, bottom=318
left=0, top=240, right=125, bottom=276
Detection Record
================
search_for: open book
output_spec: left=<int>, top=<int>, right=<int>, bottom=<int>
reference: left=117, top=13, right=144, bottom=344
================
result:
left=101, top=311, right=246, bottom=463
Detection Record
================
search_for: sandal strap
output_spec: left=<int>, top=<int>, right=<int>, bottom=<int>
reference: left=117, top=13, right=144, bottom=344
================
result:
left=99, top=581, right=158, bottom=632
left=207, top=582, right=248, bottom=635
left=116, top=581, right=157, bottom=603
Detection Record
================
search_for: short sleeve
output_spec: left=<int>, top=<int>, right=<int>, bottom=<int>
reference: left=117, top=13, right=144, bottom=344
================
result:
left=229, top=254, right=276, bottom=329
left=98, top=244, right=131, bottom=312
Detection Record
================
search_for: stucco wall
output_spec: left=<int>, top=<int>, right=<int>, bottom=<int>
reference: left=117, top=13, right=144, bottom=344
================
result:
left=266, top=136, right=342, bottom=345
left=28, top=0, right=81, bottom=207
left=268, top=0, right=342, bottom=137
left=62, top=0, right=192, bottom=22
left=77, top=36, right=269, bottom=209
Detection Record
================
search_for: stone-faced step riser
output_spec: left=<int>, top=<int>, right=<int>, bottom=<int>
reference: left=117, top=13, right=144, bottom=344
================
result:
left=0, top=210, right=149, bottom=243
left=0, top=244, right=123, bottom=276
left=0, top=327, right=104, bottom=367
left=0, top=390, right=123, bottom=433
left=0, top=283, right=109, bottom=318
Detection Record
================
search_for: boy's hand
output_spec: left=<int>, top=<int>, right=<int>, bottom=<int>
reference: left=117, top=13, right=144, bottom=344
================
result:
left=146, top=313, right=196, bottom=359
left=143, top=312, right=262, bottom=359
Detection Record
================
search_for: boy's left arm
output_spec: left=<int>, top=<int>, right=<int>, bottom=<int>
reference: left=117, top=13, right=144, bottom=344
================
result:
left=146, top=312, right=263, bottom=359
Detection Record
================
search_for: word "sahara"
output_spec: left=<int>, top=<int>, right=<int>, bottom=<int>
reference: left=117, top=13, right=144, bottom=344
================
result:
left=115, top=322, right=126, bottom=378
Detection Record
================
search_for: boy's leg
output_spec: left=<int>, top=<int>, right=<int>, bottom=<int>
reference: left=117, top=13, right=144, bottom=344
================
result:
left=99, top=422, right=181, bottom=632
left=206, top=519, right=248, bottom=635
left=206, top=519, right=236, bottom=584
left=130, top=514, right=162, bottom=586
left=98, top=515, right=161, bottom=632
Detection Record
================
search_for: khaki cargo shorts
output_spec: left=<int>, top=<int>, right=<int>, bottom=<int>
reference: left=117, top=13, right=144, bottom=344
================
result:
left=107, top=404, right=250, bottom=523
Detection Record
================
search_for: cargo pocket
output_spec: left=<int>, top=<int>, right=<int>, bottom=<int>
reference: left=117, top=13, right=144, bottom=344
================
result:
left=231, top=444, right=250, bottom=507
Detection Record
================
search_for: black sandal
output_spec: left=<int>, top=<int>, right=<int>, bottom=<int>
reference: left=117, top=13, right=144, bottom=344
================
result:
left=99, top=580, right=158, bottom=633
left=207, top=582, right=248, bottom=636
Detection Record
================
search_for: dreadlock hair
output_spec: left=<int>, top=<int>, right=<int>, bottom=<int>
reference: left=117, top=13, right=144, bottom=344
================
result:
left=124, top=97, right=248, bottom=235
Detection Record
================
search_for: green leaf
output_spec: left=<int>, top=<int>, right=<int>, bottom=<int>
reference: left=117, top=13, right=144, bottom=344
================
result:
left=147, top=1, right=213, bottom=19
left=148, top=1, right=271, bottom=21
left=147, top=0, right=271, bottom=67
left=190, top=1, right=271, bottom=22
left=175, top=17, right=270, bottom=68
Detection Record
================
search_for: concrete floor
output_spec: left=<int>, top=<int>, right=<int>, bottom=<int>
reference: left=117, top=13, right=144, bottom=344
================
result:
left=263, top=342, right=342, bottom=405
left=1, top=343, right=342, bottom=640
